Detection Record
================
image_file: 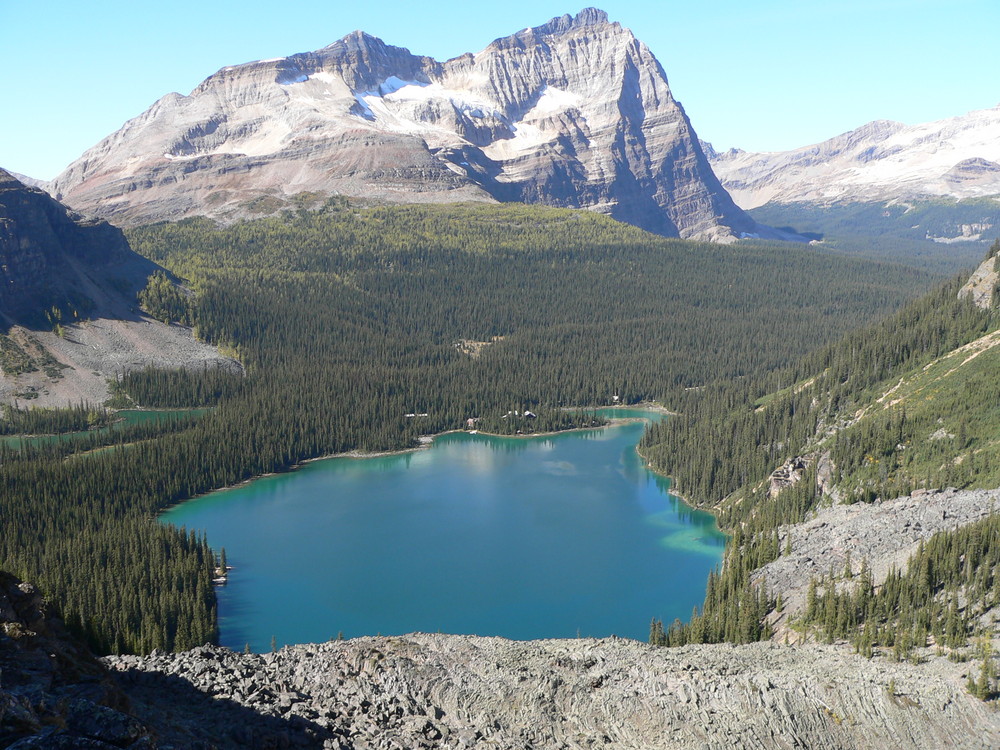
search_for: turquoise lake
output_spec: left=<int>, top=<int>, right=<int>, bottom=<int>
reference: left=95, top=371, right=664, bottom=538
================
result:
left=161, top=410, right=726, bottom=650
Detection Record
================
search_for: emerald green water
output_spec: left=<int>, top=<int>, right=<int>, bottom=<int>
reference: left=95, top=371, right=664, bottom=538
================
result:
left=162, top=411, right=725, bottom=650
left=0, top=408, right=210, bottom=449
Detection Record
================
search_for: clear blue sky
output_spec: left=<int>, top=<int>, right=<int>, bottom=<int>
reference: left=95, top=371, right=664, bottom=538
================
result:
left=4, top=0, right=998, bottom=180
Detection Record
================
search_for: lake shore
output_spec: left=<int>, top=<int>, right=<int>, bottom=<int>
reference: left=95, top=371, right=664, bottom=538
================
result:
left=163, top=405, right=725, bottom=646
left=158, top=403, right=685, bottom=514
left=307, top=402, right=675, bottom=462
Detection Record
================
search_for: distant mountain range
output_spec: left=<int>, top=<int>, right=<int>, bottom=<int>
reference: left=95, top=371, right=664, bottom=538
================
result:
left=47, top=8, right=781, bottom=243
left=708, top=104, right=1000, bottom=209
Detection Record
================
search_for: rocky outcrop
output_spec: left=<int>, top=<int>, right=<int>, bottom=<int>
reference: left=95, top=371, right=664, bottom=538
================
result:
left=105, top=635, right=999, bottom=749
left=958, top=250, right=998, bottom=308
left=768, top=455, right=809, bottom=498
left=50, top=9, right=771, bottom=243
left=709, top=105, right=1000, bottom=208
left=0, top=570, right=154, bottom=748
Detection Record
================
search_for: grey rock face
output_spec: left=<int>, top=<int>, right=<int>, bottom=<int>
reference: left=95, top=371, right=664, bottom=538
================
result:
left=958, top=252, right=998, bottom=308
left=0, top=570, right=155, bottom=749
left=0, top=168, right=133, bottom=318
left=105, top=635, right=999, bottom=749
left=710, top=105, right=1000, bottom=208
left=51, top=9, right=763, bottom=242
left=756, top=487, right=1000, bottom=626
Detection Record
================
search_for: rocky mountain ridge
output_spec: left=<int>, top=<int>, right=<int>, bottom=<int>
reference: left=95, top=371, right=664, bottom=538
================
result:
left=708, top=104, right=1000, bottom=208
left=49, top=8, right=772, bottom=243
left=0, top=167, right=135, bottom=319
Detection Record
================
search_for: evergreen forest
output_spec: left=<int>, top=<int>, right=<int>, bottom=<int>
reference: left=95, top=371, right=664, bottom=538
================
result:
left=644, top=241, right=1000, bottom=664
left=0, top=202, right=940, bottom=654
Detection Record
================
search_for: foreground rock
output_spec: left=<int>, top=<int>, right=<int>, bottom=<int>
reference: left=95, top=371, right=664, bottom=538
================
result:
left=0, top=570, right=154, bottom=748
left=105, top=634, right=998, bottom=749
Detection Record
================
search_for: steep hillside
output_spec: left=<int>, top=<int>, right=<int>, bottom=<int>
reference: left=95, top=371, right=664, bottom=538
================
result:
left=49, top=9, right=772, bottom=242
left=0, top=167, right=136, bottom=319
left=643, top=242, right=1000, bottom=660
left=0, top=168, right=238, bottom=407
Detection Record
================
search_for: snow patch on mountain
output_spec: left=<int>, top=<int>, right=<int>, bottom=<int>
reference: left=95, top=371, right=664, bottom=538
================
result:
left=712, top=104, right=1000, bottom=208
left=49, top=8, right=766, bottom=242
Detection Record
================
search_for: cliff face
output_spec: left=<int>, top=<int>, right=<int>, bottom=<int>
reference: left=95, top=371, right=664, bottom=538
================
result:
left=0, top=168, right=133, bottom=320
left=958, top=249, right=999, bottom=308
left=50, top=9, right=766, bottom=242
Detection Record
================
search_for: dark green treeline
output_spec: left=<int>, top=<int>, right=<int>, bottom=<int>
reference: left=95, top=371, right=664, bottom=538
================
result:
left=645, top=242, right=999, bottom=649
left=0, top=202, right=935, bottom=654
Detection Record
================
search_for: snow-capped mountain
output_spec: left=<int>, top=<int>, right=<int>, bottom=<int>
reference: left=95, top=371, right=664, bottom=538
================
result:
left=709, top=105, right=1000, bottom=209
left=50, top=8, right=768, bottom=242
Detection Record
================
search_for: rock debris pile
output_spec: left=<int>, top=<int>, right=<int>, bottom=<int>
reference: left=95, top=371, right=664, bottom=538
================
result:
left=105, top=633, right=999, bottom=749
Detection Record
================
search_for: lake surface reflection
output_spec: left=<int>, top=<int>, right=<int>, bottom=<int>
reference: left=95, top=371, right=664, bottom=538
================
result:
left=162, top=412, right=725, bottom=650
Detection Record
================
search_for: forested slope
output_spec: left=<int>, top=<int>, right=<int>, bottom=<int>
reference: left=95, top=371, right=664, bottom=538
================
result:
left=644, top=241, right=1000, bottom=665
left=0, top=202, right=935, bottom=653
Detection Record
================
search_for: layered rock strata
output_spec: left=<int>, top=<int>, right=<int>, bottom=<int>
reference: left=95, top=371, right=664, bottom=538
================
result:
left=50, top=9, right=767, bottom=242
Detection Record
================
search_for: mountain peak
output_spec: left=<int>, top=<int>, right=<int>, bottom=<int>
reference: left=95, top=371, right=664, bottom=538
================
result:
left=50, top=11, right=765, bottom=242
left=533, top=7, right=611, bottom=36
left=337, top=29, right=388, bottom=51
